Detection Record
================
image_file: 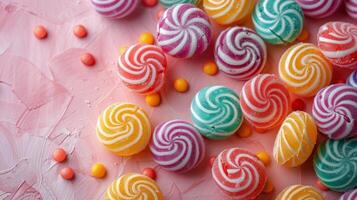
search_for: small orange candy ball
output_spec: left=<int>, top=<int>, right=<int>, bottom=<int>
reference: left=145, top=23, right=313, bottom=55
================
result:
left=53, top=148, right=67, bottom=163
left=145, top=93, right=161, bottom=107
left=34, top=25, right=48, bottom=39
left=203, top=61, right=218, bottom=76
left=142, top=168, right=156, bottom=180
left=296, top=29, right=309, bottom=42
left=139, top=32, right=155, bottom=45
left=60, top=167, right=75, bottom=180
left=256, top=151, right=270, bottom=166
left=73, top=25, right=87, bottom=38
left=263, top=179, right=274, bottom=193
left=174, top=78, right=189, bottom=93
left=91, top=163, right=107, bottom=178
left=237, top=121, right=252, bottom=138
left=81, top=53, right=96, bottom=66
left=316, top=179, right=329, bottom=191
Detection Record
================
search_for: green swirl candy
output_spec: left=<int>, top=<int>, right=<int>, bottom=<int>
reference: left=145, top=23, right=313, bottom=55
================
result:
left=252, top=0, right=304, bottom=45
left=313, top=138, right=357, bottom=192
left=191, top=86, right=243, bottom=139
left=159, top=0, right=200, bottom=8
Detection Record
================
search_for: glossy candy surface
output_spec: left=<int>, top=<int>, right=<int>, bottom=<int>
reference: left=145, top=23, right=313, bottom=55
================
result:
left=347, top=70, right=357, bottom=88
left=296, top=0, right=342, bottom=19
left=276, top=185, right=324, bottom=200
left=91, top=0, right=138, bottom=19
left=159, top=0, right=200, bottom=7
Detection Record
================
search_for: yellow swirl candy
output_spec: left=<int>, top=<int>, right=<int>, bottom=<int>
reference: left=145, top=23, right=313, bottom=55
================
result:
left=273, top=111, right=317, bottom=167
left=105, top=173, right=163, bottom=200
left=279, top=43, right=332, bottom=97
left=96, top=103, right=151, bottom=156
left=203, top=0, right=254, bottom=25
left=276, top=185, right=324, bottom=200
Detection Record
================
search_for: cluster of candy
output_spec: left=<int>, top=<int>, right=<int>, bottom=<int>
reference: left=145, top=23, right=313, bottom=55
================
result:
left=88, top=0, right=357, bottom=199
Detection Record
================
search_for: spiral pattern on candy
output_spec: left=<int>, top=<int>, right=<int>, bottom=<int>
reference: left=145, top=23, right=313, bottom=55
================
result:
left=215, top=27, right=267, bottom=80
left=273, top=111, right=317, bottom=167
left=91, top=0, right=138, bottom=19
left=211, top=148, right=267, bottom=199
left=105, top=173, right=163, bottom=200
left=252, top=0, right=304, bottom=45
left=317, top=22, right=357, bottom=69
left=191, top=86, right=243, bottom=139
left=117, top=44, right=167, bottom=95
left=340, top=189, right=357, bottom=200
left=347, top=70, right=357, bottom=88
left=346, top=0, right=357, bottom=19
left=150, top=120, right=205, bottom=173
left=157, top=4, right=212, bottom=58
left=279, top=43, right=333, bottom=97
left=313, top=138, right=357, bottom=192
left=276, top=185, right=324, bottom=200
left=240, top=74, right=291, bottom=132
left=203, top=0, right=254, bottom=25
left=96, top=103, right=151, bottom=156
left=296, top=0, right=342, bottom=19
left=159, top=0, right=200, bottom=7
left=312, top=84, right=357, bottom=139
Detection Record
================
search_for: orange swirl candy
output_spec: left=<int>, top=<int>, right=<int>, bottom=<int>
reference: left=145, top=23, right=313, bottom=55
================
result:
left=96, top=103, right=151, bottom=156
left=203, top=0, right=254, bottom=25
left=105, top=173, right=163, bottom=200
left=273, top=111, right=317, bottom=167
left=279, top=43, right=332, bottom=97
left=276, top=185, right=324, bottom=200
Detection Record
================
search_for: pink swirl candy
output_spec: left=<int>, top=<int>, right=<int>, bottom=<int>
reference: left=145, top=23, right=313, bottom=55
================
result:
left=317, top=22, right=357, bottom=69
left=346, top=0, right=357, bottom=19
left=150, top=120, right=205, bottom=173
left=91, top=0, right=138, bottom=19
left=296, top=0, right=343, bottom=19
left=157, top=3, right=212, bottom=58
left=312, top=84, right=357, bottom=139
left=215, top=27, right=267, bottom=80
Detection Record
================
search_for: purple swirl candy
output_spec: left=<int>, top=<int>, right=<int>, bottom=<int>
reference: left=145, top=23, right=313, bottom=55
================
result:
left=312, top=84, right=357, bottom=139
left=150, top=120, right=205, bottom=173
left=340, top=189, right=357, bottom=200
left=91, top=0, right=138, bottom=19
left=156, top=3, right=212, bottom=58
left=346, top=0, right=357, bottom=19
left=215, top=27, right=267, bottom=80
left=347, top=70, right=357, bottom=88
left=296, top=0, right=343, bottom=19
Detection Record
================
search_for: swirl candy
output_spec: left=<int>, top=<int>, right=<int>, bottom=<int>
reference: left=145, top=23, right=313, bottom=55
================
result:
left=157, top=4, right=212, bottom=58
left=159, top=0, right=200, bottom=7
left=96, top=103, right=151, bottom=156
left=296, top=0, right=342, bottom=19
left=117, top=44, right=167, bottom=95
left=212, top=148, right=267, bottom=199
left=347, top=70, right=357, bottom=88
left=150, top=120, right=205, bottom=173
left=317, top=22, right=357, bottom=69
left=279, top=43, right=333, bottom=97
left=276, top=185, right=324, bottom=200
left=312, top=84, right=357, bottom=139
left=91, top=0, right=138, bottom=19
left=191, top=86, right=243, bottom=139
left=240, top=74, right=291, bottom=132
left=203, top=0, right=254, bottom=25
left=340, top=189, right=357, bottom=200
left=313, top=138, right=357, bottom=192
left=273, top=111, right=317, bottom=167
left=215, top=27, right=267, bottom=80
left=105, top=173, right=163, bottom=200
left=252, top=0, right=304, bottom=45
left=346, top=0, right=357, bottom=19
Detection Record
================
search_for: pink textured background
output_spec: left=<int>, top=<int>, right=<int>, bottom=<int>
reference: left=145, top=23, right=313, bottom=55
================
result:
left=0, top=1, right=355, bottom=199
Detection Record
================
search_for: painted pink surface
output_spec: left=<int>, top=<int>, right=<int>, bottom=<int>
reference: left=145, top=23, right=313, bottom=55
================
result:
left=0, top=1, right=355, bottom=199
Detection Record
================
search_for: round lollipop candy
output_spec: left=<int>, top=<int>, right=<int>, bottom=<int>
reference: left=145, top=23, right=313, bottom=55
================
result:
left=347, top=70, right=357, bottom=88
left=276, top=185, right=324, bottom=200
left=212, top=148, right=267, bottom=199
left=150, top=120, right=205, bottom=173
left=191, top=86, right=243, bottom=139
left=312, top=84, right=357, bottom=139
left=317, top=22, right=357, bottom=69
left=340, top=189, right=357, bottom=200
left=117, top=44, right=167, bottom=95
left=273, top=111, right=317, bottom=167
left=345, top=0, right=357, bottom=19
left=314, top=138, right=357, bottom=192
left=203, top=0, right=254, bottom=25
left=252, top=0, right=304, bottom=45
left=105, top=173, right=163, bottom=200
left=96, top=103, right=151, bottom=156
left=215, top=27, right=267, bottom=80
left=91, top=0, right=138, bottom=19
left=157, top=3, right=212, bottom=58
left=279, top=43, right=333, bottom=97
left=240, top=74, right=291, bottom=132
left=296, top=0, right=342, bottom=19
left=159, top=0, right=200, bottom=7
